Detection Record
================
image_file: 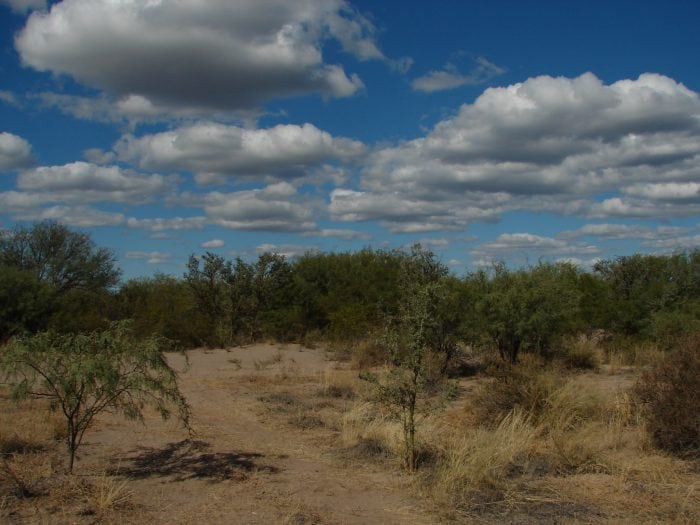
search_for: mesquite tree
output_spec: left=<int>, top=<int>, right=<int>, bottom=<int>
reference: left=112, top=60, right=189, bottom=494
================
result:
left=362, top=246, right=451, bottom=471
left=0, top=322, right=191, bottom=472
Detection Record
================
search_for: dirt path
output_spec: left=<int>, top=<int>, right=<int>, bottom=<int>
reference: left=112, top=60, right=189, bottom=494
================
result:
left=81, top=344, right=438, bottom=524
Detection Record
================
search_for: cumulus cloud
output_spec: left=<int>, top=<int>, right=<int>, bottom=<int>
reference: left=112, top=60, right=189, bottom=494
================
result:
left=116, top=122, right=365, bottom=184
left=126, top=251, right=173, bottom=264
left=301, top=228, right=371, bottom=240
left=329, top=188, right=503, bottom=232
left=1, top=0, right=45, bottom=14
left=641, top=234, right=700, bottom=251
left=330, top=72, right=700, bottom=231
left=587, top=197, right=700, bottom=219
left=0, top=132, right=33, bottom=170
left=15, top=0, right=394, bottom=117
left=17, top=162, right=178, bottom=204
left=0, top=194, right=126, bottom=226
left=126, top=216, right=206, bottom=231
left=202, top=183, right=316, bottom=232
left=560, top=223, right=691, bottom=240
left=412, top=57, right=505, bottom=93
left=0, top=91, right=19, bottom=105
left=471, top=233, right=600, bottom=263
left=622, top=182, right=700, bottom=201
left=201, top=239, right=225, bottom=249
left=256, top=243, right=317, bottom=258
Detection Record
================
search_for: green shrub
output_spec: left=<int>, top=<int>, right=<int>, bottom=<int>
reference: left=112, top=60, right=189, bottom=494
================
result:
left=633, top=333, right=700, bottom=457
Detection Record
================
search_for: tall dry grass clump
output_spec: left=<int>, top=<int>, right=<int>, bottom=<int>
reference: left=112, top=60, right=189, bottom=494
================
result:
left=429, top=409, right=538, bottom=509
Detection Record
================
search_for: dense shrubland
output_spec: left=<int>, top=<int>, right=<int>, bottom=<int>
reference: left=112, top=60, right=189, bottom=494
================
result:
left=4, top=221, right=700, bottom=356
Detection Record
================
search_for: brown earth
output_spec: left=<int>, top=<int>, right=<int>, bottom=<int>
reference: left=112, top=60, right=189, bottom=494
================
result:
left=2, top=344, right=697, bottom=524
left=2, top=344, right=438, bottom=524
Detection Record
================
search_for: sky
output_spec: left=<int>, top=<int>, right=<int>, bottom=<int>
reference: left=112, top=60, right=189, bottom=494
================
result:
left=1, top=0, right=700, bottom=280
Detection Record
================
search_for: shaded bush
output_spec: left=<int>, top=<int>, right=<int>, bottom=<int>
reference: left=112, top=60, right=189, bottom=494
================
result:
left=633, top=333, right=700, bottom=457
left=557, top=336, right=603, bottom=371
left=468, top=362, right=563, bottom=427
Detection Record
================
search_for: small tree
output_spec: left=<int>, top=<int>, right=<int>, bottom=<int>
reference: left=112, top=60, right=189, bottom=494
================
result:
left=362, top=246, right=451, bottom=471
left=0, top=322, right=191, bottom=472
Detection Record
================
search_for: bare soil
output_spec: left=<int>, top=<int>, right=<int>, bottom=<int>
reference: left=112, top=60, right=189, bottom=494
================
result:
left=2, top=344, right=697, bottom=524
left=2, top=344, right=437, bottom=524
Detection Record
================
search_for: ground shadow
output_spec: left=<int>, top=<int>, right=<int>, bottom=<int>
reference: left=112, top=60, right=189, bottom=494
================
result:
left=109, top=439, right=279, bottom=482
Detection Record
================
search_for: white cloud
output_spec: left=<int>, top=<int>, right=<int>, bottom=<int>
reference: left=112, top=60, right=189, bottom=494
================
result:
left=1, top=0, right=45, bottom=14
left=15, top=0, right=391, bottom=117
left=30, top=205, right=125, bottom=227
left=471, top=232, right=600, bottom=263
left=0, top=193, right=126, bottom=227
left=560, top=223, right=692, bottom=240
left=126, top=251, right=173, bottom=264
left=201, top=239, right=225, bottom=249
left=0, top=132, right=33, bottom=170
left=126, top=216, right=206, bottom=231
left=255, top=243, right=317, bottom=258
left=17, top=162, right=178, bottom=204
left=116, top=122, right=364, bottom=184
left=587, top=197, right=700, bottom=219
left=301, top=228, right=371, bottom=240
left=415, top=238, right=450, bottom=249
left=641, top=234, right=700, bottom=251
left=330, top=72, right=700, bottom=231
left=412, top=57, right=505, bottom=93
left=83, top=148, right=115, bottom=164
left=203, top=183, right=316, bottom=232
left=329, top=188, right=502, bottom=233
left=0, top=91, right=18, bottom=105
left=623, top=182, right=700, bottom=201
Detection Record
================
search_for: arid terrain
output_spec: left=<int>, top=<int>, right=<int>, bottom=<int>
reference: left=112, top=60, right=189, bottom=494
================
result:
left=2, top=343, right=698, bottom=524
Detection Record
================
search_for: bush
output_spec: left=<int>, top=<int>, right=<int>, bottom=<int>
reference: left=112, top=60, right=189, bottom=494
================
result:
left=557, top=335, right=603, bottom=371
left=468, top=362, right=563, bottom=427
left=633, top=333, right=700, bottom=457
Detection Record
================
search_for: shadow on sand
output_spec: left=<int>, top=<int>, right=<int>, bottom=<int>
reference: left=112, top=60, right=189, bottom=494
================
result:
left=109, top=439, right=279, bottom=482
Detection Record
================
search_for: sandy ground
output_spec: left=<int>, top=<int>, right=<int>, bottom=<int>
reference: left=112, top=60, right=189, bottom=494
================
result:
left=63, top=344, right=437, bottom=524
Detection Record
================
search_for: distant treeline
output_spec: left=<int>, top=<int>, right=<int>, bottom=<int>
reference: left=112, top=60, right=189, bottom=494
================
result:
left=2, top=221, right=700, bottom=359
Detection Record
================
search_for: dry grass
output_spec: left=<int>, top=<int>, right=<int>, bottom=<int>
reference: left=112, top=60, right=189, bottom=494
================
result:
left=86, top=470, right=133, bottom=514
left=428, top=409, right=539, bottom=509
left=253, top=350, right=285, bottom=370
left=2, top=342, right=699, bottom=524
left=418, top=350, right=700, bottom=523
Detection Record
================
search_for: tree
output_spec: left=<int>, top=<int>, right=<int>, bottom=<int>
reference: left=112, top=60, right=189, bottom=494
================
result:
left=0, top=221, right=120, bottom=293
left=477, top=262, right=582, bottom=363
left=0, top=322, right=191, bottom=472
left=0, top=266, right=54, bottom=340
left=362, top=246, right=452, bottom=471
left=116, top=274, right=207, bottom=346
left=594, top=251, right=700, bottom=337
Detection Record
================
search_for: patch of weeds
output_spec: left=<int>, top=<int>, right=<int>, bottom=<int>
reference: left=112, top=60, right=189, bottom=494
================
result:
left=284, top=504, right=324, bottom=524
left=258, top=391, right=308, bottom=412
left=288, top=414, right=325, bottom=430
left=318, top=383, right=355, bottom=400
left=227, top=358, right=242, bottom=370
left=342, top=437, right=393, bottom=460
left=86, top=471, right=133, bottom=514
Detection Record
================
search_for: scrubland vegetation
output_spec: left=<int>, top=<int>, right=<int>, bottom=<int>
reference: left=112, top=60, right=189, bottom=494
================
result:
left=1, top=221, right=699, bottom=523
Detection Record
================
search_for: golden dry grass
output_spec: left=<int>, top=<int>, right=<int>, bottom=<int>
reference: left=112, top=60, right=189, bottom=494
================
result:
left=2, top=343, right=699, bottom=524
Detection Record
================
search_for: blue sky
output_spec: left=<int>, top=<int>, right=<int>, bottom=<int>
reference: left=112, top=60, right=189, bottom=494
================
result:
left=1, top=0, right=700, bottom=280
